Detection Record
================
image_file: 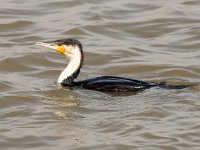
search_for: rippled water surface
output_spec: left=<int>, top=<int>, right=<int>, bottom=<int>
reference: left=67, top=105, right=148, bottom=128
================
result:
left=1, top=0, right=200, bottom=149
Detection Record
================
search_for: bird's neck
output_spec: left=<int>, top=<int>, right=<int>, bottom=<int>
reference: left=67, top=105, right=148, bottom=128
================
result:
left=57, top=46, right=83, bottom=85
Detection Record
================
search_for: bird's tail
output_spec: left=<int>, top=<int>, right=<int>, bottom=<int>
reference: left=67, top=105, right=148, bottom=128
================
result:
left=158, top=81, right=193, bottom=89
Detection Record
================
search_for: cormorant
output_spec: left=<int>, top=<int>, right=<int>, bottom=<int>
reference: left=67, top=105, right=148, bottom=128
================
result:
left=35, top=39, right=190, bottom=93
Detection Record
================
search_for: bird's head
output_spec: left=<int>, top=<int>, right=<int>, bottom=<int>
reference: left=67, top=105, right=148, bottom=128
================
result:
left=35, top=39, right=83, bottom=58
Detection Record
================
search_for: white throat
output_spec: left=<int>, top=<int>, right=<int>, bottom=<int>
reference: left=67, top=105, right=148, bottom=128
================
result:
left=57, top=46, right=82, bottom=84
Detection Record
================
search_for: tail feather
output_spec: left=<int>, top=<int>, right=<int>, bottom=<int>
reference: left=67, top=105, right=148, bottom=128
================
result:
left=158, top=81, right=193, bottom=89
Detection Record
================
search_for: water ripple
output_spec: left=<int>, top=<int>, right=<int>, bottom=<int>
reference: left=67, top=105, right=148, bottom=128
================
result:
left=0, top=0, right=200, bottom=150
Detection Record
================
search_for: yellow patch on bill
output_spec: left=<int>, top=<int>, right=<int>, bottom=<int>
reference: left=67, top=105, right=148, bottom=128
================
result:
left=56, top=45, right=65, bottom=54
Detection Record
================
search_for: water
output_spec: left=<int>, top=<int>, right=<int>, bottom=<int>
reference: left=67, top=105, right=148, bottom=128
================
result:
left=0, top=0, right=200, bottom=149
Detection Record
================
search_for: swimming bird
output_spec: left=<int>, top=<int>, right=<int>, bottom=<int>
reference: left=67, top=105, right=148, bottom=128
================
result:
left=35, top=39, right=190, bottom=93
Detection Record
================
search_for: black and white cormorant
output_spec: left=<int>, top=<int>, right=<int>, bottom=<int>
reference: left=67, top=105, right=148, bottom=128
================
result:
left=35, top=39, right=190, bottom=93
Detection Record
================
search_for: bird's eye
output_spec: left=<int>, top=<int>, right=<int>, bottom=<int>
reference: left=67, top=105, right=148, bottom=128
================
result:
left=54, top=42, right=62, bottom=46
left=57, top=42, right=62, bottom=46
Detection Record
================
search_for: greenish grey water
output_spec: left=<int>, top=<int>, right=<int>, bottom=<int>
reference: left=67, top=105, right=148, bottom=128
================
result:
left=0, top=0, right=200, bottom=150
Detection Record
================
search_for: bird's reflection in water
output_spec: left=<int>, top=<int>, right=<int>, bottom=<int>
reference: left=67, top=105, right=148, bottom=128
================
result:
left=41, top=89, right=82, bottom=141
left=42, top=89, right=80, bottom=119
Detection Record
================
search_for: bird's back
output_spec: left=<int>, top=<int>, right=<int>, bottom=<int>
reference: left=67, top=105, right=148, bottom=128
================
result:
left=70, top=76, right=157, bottom=92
